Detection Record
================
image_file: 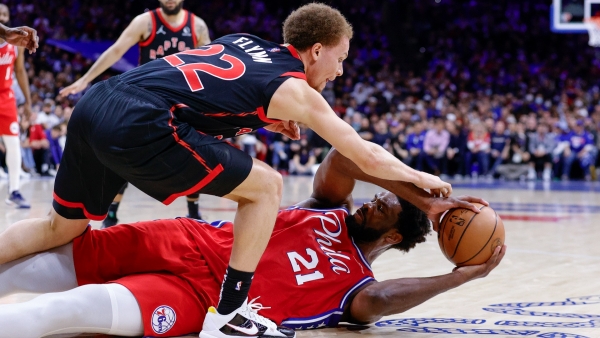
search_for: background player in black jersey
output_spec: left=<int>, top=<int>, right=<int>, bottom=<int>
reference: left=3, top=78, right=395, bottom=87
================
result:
left=0, top=4, right=453, bottom=338
left=59, top=0, right=211, bottom=227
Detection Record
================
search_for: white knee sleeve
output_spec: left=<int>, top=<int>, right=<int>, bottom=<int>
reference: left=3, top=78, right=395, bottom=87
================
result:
left=1, top=135, right=21, bottom=193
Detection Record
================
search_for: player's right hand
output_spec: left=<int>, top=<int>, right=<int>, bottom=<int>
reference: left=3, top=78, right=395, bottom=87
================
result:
left=453, top=245, right=506, bottom=282
left=4, top=26, right=38, bottom=53
left=415, top=172, right=452, bottom=197
left=58, top=78, right=89, bottom=98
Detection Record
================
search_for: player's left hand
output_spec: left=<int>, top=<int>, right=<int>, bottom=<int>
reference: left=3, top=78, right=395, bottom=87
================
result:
left=426, top=195, right=489, bottom=232
left=264, top=120, right=301, bottom=140
left=22, top=104, right=32, bottom=121
left=4, top=26, right=38, bottom=53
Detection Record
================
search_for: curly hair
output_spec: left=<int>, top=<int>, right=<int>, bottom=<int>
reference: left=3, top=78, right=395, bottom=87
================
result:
left=391, top=196, right=432, bottom=252
left=282, top=3, right=353, bottom=51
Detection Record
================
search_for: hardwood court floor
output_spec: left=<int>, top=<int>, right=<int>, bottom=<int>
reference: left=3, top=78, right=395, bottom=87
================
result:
left=1, top=176, right=600, bottom=338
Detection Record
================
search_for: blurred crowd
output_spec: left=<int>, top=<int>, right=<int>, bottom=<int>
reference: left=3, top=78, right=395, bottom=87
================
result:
left=1, top=0, right=600, bottom=182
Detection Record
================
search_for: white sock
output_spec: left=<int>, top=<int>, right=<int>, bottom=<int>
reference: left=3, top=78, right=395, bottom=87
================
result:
left=2, top=135, right=21, bottom=193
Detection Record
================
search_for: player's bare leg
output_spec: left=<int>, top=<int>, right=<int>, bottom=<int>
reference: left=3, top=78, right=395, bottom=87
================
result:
left=201, top=159, right=294, bottom=338
left=0, top=208, right=88, bottom=264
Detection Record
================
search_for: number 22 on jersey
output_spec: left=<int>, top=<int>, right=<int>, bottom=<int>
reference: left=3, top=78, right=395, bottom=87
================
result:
left=163, top=44, right=246, bottom=92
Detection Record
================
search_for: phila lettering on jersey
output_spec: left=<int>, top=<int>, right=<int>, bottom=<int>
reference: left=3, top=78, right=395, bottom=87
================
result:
left=0, top=42, right=16, bottom=92
left=120, top=34, right=306, bottom=139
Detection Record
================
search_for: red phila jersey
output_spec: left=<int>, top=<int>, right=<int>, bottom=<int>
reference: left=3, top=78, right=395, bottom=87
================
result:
left=0, top=42, right=16, bottom=92
left=188, top=207, right=375, bottom=330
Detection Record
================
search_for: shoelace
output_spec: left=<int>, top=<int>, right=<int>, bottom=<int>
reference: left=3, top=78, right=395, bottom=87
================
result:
left=242, top=297, right=276, bottom=330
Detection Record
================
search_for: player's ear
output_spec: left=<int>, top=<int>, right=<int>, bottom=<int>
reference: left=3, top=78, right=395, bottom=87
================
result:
left=385, top=231, right=402, bottom=245
left=311, top=43, right=323, bottom=60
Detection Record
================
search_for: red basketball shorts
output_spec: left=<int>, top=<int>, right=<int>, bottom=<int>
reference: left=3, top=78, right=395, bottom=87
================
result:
left=0, top=89, right=18, bottom=136
left=72, top=220, right=221, bottom=337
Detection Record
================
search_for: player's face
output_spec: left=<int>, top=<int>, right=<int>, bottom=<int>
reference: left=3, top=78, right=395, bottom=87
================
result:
left=347, top=192, right=402, bottom=244
left=159, top=0, right=184, bottom=16
left=306, top=36, right=349, bottom=92
left=0, top=6, right=10, bottom=26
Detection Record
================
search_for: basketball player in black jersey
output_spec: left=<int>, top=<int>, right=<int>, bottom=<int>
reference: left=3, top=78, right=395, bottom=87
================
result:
left=1, top=4, right=452, bottom=338
left=59, top=0, right=210, bottom=227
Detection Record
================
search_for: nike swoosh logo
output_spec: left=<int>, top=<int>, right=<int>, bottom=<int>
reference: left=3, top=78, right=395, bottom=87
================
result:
left=226, top=321, right=259, bottom=336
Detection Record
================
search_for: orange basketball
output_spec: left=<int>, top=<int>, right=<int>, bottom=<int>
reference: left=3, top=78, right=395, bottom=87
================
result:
left=438, top=203, right=504, bottom=266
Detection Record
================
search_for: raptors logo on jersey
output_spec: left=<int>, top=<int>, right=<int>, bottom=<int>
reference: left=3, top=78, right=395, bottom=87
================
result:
left=187, top=207, right=375, bottom=330
left=139, top=9, right=196, bottom=65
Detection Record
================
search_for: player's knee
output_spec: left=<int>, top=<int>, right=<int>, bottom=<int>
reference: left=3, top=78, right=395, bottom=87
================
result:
left=48, top=215, right=87, bottom=242
left=262, top=170, right=283, bottom=200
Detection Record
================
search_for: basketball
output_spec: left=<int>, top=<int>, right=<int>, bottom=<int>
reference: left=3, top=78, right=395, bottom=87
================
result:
left=438, top=203, right=505, bottom=266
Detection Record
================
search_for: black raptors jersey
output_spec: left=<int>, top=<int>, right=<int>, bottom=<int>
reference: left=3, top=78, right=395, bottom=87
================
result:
left=138, top=9, right=196, bottom=65
left=120, top=34, right=306, bottom=139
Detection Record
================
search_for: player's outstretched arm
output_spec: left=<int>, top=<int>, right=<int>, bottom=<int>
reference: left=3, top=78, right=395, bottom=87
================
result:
left=267, top=79, right=452, bottom=196
left=0, top=23, right=38, bottom=53
left=345, top=245, right=506, bottom=324
left=306, top=149, right=486, bottom=216
left=58, top=14, right=149, bottom=97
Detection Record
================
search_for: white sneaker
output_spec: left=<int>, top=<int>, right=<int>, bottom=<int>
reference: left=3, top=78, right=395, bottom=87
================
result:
left=200, top=298, right=295, bottom=338
left=0, top=169, right=7, bottom=179
left=19, top=169, right=31, bottom=179
left=527, top=168, right=536, bottom=180
left=542, top=169, right=551, bottom=182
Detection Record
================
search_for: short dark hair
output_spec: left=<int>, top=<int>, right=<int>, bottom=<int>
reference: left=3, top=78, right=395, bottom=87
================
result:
left=391, top=196, right=431, bottom=252
left=283, top=3, right=353, bottom=51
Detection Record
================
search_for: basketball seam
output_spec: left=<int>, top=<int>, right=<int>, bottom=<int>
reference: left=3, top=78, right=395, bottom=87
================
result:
left=438, top=208, right=453, bottom=260
left=449, top=205, right=486, bottom=259
left=456, top=209, right=498, bottom=265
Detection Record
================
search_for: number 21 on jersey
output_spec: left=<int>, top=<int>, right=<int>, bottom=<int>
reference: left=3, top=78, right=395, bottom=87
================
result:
left=163, top=44, right=246, bottom=92
left=287, top=248, right=324, bottom=285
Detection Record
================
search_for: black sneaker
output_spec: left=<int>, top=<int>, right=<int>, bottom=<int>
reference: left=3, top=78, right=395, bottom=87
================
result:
left=200, top=298, right=295, bottom=338
left=101, top=216, right=119, bottom=229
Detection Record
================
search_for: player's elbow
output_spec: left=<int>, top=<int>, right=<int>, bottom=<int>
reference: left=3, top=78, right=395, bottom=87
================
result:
left=351, top=288, right=389, bottom=324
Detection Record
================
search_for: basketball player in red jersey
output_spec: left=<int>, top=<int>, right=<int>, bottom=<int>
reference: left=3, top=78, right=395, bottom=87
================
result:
left=0, top=4, right=33, bottom=208
left=59, top=0, right=211, bottom=227
left=0, top=149, right=505, bottom=337
left=0, top=4, right=453, bottom=338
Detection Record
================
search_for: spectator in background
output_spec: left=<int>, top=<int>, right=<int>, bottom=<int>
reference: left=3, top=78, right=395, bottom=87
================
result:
left=423, top=117, right=449, bottom=176
left=466, top=122, right=490, bottom=178
left=389, top=130, right=410, bottom=165
left=497, top=122, right=531, bottom=180
left=406, top=121, right=426, bottom=170
left=371, top=119, right=391, bottom=147
left=288, top=138, right=316, bottom=176
left=269, top=134, right=290, bottom=173
left=445, top=119, right=467, bottom=179
left=489, top=121, right=510, bottom=178
left=46, top=124, right=63, bottom=171
left=528, top=123, right=556, bottom=181
left=36, top=98, right=60, bottom=130
left=562, top=120, right=595, bottom=181
left=28, top=117, right=50, bottom=176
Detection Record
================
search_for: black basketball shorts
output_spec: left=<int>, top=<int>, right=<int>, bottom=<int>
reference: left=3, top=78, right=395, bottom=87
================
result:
left=53, top=77, right=252, bottom=220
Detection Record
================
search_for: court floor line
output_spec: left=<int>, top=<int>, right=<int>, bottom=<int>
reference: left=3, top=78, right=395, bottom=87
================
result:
left=509, top=248, right=600, bottom=260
